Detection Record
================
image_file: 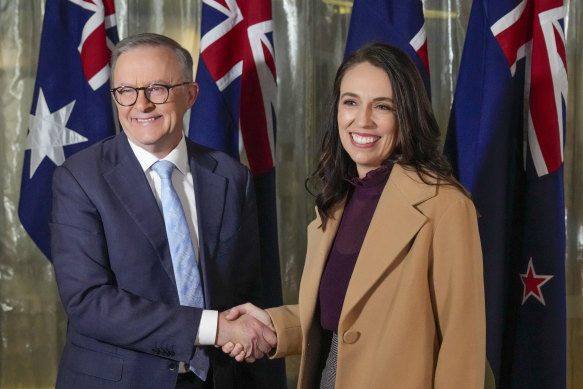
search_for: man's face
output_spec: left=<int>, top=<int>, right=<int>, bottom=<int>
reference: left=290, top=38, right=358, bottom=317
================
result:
left=112, top=45, right=198, bottom=158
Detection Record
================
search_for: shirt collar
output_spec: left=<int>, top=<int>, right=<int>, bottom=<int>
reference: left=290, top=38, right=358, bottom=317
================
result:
left=127, top=135, right=190, bottom=174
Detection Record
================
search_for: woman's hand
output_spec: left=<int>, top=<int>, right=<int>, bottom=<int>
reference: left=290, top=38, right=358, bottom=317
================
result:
left=220, top=303, right=276, bottom=362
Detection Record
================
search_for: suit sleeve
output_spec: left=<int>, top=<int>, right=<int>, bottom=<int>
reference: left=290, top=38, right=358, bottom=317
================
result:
left=50, top=164, right=200, bottom=362
left=430, top=197, right=486, bottom=388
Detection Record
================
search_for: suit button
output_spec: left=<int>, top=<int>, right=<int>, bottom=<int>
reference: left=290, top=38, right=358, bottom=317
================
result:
left=168, top=362, right=178, bottom=371
left=342, top=330, right=360, bottom=344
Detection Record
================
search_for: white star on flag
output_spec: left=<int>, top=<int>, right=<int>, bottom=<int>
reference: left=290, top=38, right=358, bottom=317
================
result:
left=26, top=88, right=88, bottom=178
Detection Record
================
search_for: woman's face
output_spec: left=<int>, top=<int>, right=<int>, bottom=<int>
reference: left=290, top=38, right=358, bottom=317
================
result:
left=337, top=62, right=398, bottom=178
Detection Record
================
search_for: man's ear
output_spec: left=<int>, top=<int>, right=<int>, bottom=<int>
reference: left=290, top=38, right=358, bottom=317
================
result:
left=187, top=82, right=199, bottom=108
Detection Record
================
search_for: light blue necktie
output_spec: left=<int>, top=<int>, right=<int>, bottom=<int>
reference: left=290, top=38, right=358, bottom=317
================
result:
left=151, top=160, right=209, bottom=381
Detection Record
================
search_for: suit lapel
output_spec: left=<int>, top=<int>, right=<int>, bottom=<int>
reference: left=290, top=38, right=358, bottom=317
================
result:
left=187, top=142, right=226, bottom=307
left=340, top=165, right=436, bottom=325
left=103, top=134, right=176, bottom=284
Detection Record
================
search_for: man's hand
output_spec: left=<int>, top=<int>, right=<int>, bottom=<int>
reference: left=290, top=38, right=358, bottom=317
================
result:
left=220, top=303, right=276, bottom=362
left=215, top=307, right=276, bottom=362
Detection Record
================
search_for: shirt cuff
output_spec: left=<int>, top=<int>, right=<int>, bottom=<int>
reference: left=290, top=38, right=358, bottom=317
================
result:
left=195, top=310, right=218, bottom=345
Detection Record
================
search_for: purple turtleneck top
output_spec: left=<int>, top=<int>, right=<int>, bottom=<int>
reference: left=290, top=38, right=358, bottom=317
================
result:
left=318, top=163, right=393, bottom=333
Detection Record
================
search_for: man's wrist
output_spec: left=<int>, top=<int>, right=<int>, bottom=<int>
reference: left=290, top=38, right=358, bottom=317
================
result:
left=195, top=310, right=218, bottom=345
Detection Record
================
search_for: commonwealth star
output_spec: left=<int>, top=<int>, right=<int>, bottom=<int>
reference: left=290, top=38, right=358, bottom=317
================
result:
left=26, top=88, right=88, bottom=178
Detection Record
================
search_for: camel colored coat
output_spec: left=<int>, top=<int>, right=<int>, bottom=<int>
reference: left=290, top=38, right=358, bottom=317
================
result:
left=267, top=164, right=485, bottom=389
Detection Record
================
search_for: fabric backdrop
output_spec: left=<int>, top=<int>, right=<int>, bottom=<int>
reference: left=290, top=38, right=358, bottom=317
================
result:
left=0, top=0, right=581, bottom=388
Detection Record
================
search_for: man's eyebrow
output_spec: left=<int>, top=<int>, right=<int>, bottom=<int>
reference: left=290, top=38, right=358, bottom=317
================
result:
left=114, top=80, right=170, bottom=87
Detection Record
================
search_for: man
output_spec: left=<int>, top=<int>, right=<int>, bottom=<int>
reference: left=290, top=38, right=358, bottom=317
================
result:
left=50, top=33, right=276, bottom=389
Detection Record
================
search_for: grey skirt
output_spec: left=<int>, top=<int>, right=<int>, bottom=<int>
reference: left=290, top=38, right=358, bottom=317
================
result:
left=319, top=332, right=338, bottom=389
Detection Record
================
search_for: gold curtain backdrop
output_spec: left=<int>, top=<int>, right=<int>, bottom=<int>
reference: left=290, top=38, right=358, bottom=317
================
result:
left=0, top=0, right=581, bottom=388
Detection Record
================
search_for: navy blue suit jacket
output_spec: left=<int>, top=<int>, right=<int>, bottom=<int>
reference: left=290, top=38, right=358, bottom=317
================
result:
left=50, top=132, right=270, bottom=388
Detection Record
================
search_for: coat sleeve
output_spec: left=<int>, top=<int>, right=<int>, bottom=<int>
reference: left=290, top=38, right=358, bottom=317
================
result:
left=430, top=197, right=486, bottom=388
left=50, top=164, right=200, bottom=363
left=266, top=304, right=302, bottom=358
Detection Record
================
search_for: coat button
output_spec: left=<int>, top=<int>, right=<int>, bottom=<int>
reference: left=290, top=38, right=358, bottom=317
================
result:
left=342, top=330, right=360, bottom=344
left=168, top=362, right=178, bottom=371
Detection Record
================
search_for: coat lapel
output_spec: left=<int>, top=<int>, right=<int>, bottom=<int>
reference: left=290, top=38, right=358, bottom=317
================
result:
left=340, top=165, right=437, bottom=326
left=102, top=134, right=176, bottom=284
left=298, top=204, right=344, bottom=333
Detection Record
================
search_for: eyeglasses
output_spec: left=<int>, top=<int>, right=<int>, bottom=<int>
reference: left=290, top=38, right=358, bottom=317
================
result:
left=110, top=82, right=191, bottom=106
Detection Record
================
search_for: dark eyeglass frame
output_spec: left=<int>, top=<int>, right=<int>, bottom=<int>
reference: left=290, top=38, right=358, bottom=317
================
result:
left=110, top=82, right=191, bottom=106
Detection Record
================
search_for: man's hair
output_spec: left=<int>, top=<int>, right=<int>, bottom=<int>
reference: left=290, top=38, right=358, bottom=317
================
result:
left=110, top=33, right=194, bottom=81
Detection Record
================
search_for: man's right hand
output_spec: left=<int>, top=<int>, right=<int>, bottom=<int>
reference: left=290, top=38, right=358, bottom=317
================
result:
left=215, top=307, right=276, bottom=362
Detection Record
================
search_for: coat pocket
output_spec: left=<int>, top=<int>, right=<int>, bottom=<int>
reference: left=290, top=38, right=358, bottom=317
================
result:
left=62, top=342, right=124, bottom=381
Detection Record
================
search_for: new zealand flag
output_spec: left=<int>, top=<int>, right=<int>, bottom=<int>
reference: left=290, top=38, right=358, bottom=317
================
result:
left=344, top=0, right=430, bottom=97
left=445, top=0, right=567, bottom=387
left=19, top=0, right=119, bottom=259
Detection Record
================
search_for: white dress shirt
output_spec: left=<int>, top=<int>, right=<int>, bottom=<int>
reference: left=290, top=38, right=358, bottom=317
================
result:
left=127, top=135, right=218, bottom=346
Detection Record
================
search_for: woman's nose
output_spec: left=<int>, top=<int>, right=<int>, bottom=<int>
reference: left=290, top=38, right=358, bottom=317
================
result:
left=356, top=106, right=374, bottom=127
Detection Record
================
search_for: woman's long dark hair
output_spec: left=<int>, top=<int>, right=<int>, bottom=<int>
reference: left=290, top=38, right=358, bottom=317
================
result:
left=308, top=42, right=467, bottom=229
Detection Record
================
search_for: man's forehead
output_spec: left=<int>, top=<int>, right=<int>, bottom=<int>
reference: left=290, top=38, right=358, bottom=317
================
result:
left=113, top=46, right=182, bottom=84
left=118, top=44, right=176, bottom=59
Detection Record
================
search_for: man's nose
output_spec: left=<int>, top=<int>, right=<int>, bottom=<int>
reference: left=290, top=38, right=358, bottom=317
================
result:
left=134, top=90, right=155, bottom=111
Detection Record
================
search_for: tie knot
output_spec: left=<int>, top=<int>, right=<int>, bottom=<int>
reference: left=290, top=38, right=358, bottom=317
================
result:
left=151, top=160, right=175, bottom=180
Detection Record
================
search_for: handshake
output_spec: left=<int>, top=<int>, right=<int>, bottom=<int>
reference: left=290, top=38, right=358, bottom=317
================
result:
left=215, top=303, right=276, bottom=363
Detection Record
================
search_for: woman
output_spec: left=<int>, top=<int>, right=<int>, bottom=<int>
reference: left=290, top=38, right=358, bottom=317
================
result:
left=225, top=42, right=485, bottom=388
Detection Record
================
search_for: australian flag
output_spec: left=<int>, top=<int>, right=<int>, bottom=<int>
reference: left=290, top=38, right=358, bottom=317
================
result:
left=189, top=1, right=285, bottom=385
left=445, top=0, right=567, bottom=387
left=19, top=0, right=118, bottom=259
left=344, top=0, right=430, bottom=97
left=189, top=0, right=281, bottom=306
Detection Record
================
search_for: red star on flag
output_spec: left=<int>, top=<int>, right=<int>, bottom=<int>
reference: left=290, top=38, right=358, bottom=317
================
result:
left=520, top=258, right=554, bottom=305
